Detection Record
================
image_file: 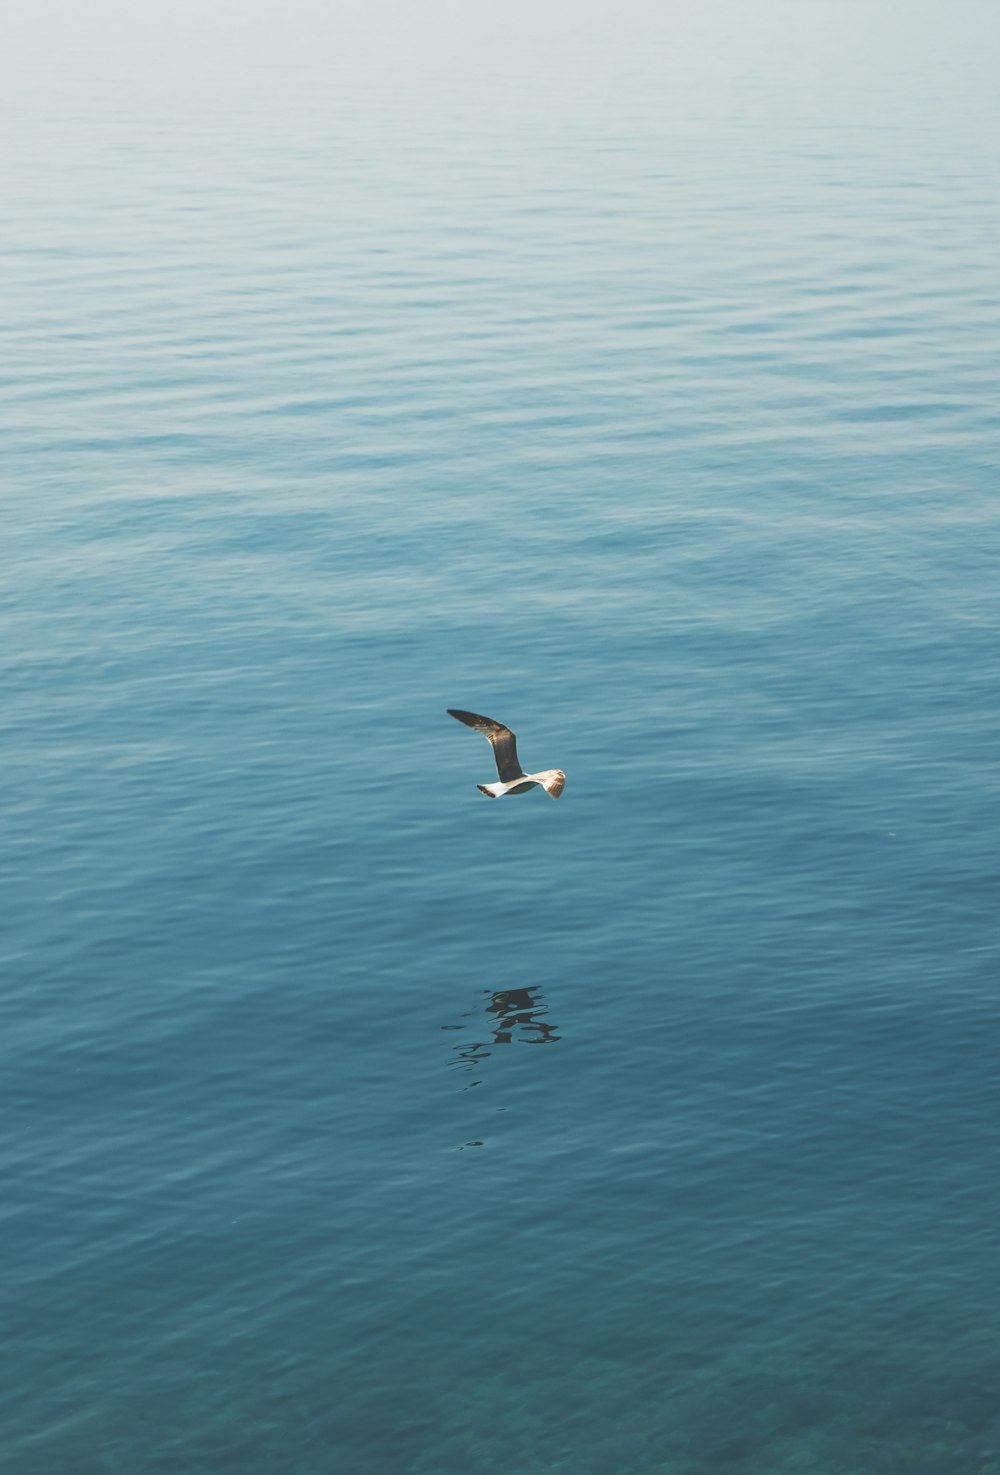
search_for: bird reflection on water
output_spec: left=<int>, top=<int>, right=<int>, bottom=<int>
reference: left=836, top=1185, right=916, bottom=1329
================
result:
left=443, top=986, right=560, bottom=1090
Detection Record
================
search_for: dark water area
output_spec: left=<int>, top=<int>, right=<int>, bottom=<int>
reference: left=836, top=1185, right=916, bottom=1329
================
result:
left=4, top=2, right=1000, bottom=1470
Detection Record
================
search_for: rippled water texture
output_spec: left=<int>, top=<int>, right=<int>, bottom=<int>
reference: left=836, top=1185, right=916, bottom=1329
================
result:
left=4, top=2, right=1000, bottom=1471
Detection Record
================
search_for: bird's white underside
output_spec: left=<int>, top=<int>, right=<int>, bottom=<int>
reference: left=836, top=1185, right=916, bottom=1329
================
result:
left=479, top=769, right=565, bottom=799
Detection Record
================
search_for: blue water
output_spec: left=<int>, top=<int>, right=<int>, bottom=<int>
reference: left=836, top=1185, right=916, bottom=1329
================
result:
left=4, top=2, right=1000, bottom=1470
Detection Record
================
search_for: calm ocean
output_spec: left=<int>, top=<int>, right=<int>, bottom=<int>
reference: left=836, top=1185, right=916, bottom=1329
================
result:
left=3, top=3, right=1000, bottom=1471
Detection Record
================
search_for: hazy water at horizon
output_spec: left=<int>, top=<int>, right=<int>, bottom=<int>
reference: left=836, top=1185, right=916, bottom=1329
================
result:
left=4, top=3, right=1000, bottom=1471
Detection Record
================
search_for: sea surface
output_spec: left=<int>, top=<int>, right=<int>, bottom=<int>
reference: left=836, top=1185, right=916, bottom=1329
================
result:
left=3, top=3, right=1000, bottom=1471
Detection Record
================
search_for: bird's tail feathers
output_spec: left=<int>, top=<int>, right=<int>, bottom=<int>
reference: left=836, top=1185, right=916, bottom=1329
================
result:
left=543, top=770, right=566, bottom=800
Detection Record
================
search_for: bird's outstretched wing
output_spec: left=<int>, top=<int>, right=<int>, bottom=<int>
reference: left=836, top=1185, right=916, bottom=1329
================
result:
left=447, top=709, right=524, bottom=781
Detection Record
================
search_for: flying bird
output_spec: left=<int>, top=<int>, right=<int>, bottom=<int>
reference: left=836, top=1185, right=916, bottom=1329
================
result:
left=447, top=709, right=566, bottom=799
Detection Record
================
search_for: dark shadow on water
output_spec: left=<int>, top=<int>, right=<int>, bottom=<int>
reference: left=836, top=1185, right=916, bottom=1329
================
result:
left=443, top=984, right=560, bottom=1094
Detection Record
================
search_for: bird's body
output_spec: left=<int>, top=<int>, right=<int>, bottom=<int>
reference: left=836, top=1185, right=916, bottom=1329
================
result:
left=447, top=709, right=565, bottom=800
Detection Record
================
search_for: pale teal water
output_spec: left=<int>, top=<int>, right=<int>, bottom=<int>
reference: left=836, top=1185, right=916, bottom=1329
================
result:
left=4, top=3, right=1000, bottom=1471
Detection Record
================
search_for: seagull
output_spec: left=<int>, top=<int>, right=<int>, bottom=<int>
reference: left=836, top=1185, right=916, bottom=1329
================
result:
left=447, top=709, right=566, bottom=799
